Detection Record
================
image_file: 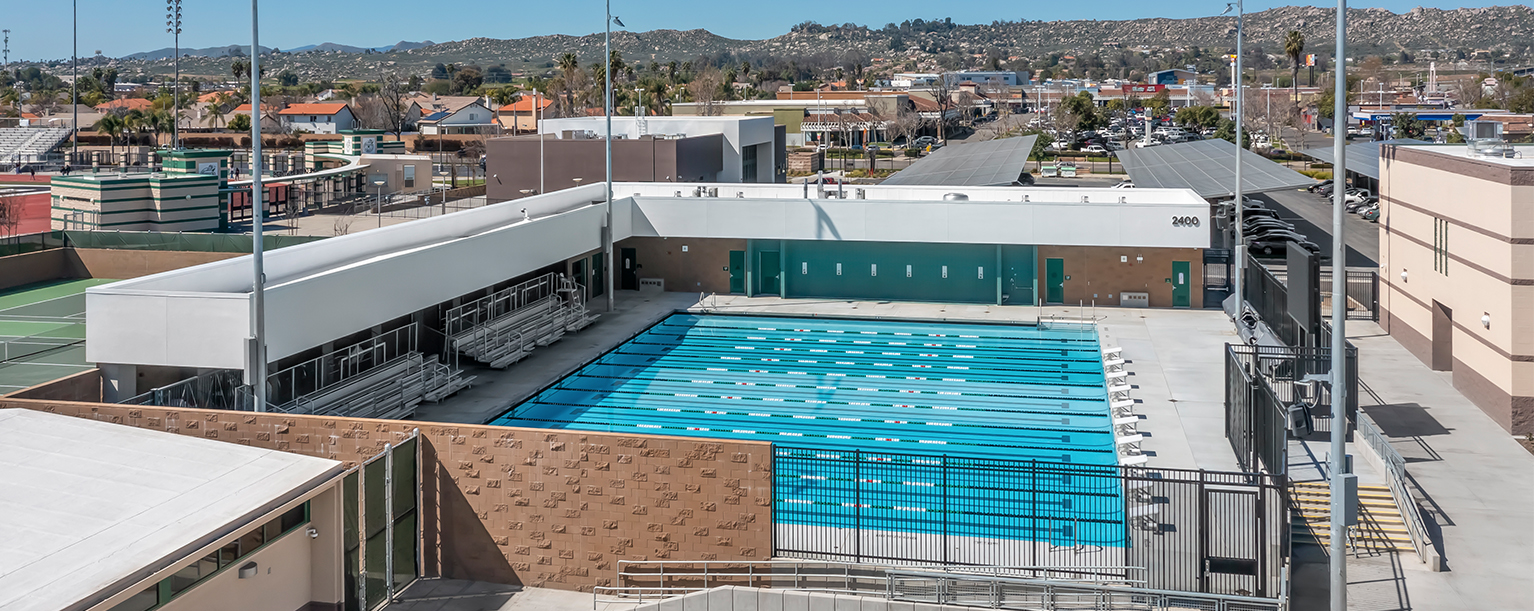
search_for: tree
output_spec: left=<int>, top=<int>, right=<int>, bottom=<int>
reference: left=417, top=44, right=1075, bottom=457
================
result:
left=0, top=192, right=21, bottom=239
left=688, top=67, right=724, bottom=116
left=1146, top=89, right=1172, bottom=115
left=1284, top=31, right=1305, bottom=122
left=1175, top=105, right=1222, bottom=131
left=1214, top=118, right=1251, bottom=149
left=204, top=94, right=227, bottom=128
left=276, top=70, right=299, bottom=87
left=379, top=73, right=411, bottom=140
left=1391, top=113, right=1425, bottom=139
left=94, top=114, right=126, bottom=158
left=227, top=113, right=252, bottom=132
left=451, top=67, right=483, bottom=96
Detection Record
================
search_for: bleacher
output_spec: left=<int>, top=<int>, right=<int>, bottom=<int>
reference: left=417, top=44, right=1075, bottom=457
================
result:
left=0, top=127, right=74, bottom=165
left=265, top=323, right=473, bottom=420
left=446, top=273, right=596, bottom=369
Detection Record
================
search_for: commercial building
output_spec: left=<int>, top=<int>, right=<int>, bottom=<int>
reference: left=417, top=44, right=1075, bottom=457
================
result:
left=485, top=116, right=785, bottom=200
left=944, top=70, right=1031, bottom=87
left=1377, top=142, right=1534, bottom=434
left=50, top=150, right=233, bottom=231
left=0, top=408, right=346, bottom=611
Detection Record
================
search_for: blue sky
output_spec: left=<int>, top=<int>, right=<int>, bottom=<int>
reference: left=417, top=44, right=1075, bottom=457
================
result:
left=3, top=1, right=1521, bottom=61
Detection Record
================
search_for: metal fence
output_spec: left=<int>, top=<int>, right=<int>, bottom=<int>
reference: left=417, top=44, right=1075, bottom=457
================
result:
left=1243, top=259, right=1310, bottom=349
left=772, top=446, right=1289, bottom=599
left=265, top=324, right=419, bottom=408
left=1339, top=270, right=1379, bottom=322
left=1354, top=410, right=1432, bottom=564
left=1204, top=248, right=1233, bottom=309
left=121, top=368, right=248, bottom=410
left=0, top=230, right=325, bottom=257
left=1226, top=342, right=1356, bottom=440
left=1225, top=346, right=1292, bottom=475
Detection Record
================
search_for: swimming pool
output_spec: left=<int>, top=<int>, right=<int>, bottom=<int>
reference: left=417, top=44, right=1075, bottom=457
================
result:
left=492, top=313, right=1126, bottom=548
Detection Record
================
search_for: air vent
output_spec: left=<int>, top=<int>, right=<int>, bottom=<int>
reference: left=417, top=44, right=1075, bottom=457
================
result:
left=1466, top=120, right=1513, bottom=158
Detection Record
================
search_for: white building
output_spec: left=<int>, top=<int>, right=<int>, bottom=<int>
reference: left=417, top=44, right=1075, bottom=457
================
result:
left=417, top=101, right=496, bottom=135
left=277, top=103, right=357, bottom=134
left=539, top=116, right=781, bottom=184
left=944, top=71, right=1031, bottom=87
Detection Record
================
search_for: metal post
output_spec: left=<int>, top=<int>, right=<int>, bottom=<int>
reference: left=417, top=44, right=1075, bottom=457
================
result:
left=1328, top=2, right=1349, bottom=608
left=854, top=450, right=862, bottom=563
left=249, top=0, right=267, bottom=412
left=72, top=0, right=78, bottom=155
left=1231, top=0, right=1246, bottom=307
left=604, top=3, right=615, bottom=313
left=384, top=443, right=395, bottom=599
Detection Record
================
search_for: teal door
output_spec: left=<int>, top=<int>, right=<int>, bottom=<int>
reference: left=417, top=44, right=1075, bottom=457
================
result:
left=1172, top=260, right=1191, bottom=308
left=728, top=250, right=745, bottom=294
left=759, top=251, right=781, bottom=295
left=1045, top=258, right=1065, bottom=304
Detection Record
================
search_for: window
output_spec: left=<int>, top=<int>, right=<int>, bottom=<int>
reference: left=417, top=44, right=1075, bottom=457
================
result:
left=118, top=502, right=310, bottom=611
left=404, top=165, right=416, bottom=189
left=310, top=116, right=317, bottom=122
left=741, top=145, right=759, bottom=183
left=1433, top=217, right=1449, bottom=275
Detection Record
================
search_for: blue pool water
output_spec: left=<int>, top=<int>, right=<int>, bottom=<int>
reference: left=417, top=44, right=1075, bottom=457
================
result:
left=492, top=313, right=1126, bottom=547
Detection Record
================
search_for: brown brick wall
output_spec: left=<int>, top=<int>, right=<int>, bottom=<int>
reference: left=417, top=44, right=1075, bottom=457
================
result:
left=6, top=368, right=102, bottom=401
left=2, top=399, right=773, bottom=592
left=1037, top=246, right=1205, bottom=309
left=619, top=237, right=744, bottom=295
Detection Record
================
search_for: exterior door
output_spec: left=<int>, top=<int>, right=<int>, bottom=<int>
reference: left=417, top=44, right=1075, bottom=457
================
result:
left=759, top=251, right=781, bottom=296
left=590, top=254, right=605, bottom=298
left=1432, top=300, right=1453, bottom=371
left=1045, top=258, right=1065, bottom=304
left=1172, top=261, right=1191, bottom=308
left=728, top=251, right=745, bottom=294
left=620, top=248, right=638, bottom=290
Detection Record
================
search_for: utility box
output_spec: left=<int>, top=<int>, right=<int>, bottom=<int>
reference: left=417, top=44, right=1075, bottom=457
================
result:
left=1341, top=473, right=1359, bottom=526
left=1121, top=292, right=1150, bottom=308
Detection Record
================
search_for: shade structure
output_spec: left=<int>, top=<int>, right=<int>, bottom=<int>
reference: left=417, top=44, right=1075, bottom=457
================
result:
left=882, top=135, right=1039, bottom=186
left=1115, top=139, right=1315, bottom=199
left=1302, top=138, right=1427, bottom=181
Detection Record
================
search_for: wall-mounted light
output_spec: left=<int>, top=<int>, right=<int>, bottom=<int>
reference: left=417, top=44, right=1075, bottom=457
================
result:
left=1400, top=269, right=1408, bottom=283
left=238, top=562, right=258, bottom=579
left=306, top=526, right=319, bottom=539
left=1482, top=313, right=1491, bottom=329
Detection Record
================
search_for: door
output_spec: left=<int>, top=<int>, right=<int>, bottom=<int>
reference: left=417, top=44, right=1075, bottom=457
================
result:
left=1045, top=258, right=1065, bottom=304
left=728, top=251, right=746, bottom=294
left=1432, top=300, right=1453, bottom=371
left=759, top=251, right=782, bottom=296
left=620, top=248, right=638, bottom=290
left=1172, top=261, right=1191, bottom=308
left=590, top=254, right=605, bottom=298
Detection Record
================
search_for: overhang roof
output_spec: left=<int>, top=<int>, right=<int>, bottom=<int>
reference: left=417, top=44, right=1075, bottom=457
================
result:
left=0, top=409, right=342, bottom=611
left=1114, top=138, right=1314, bottom=199
left=881, top=135, right=1039, bottom=187
left=1301, top=138, right=1427, bottom=181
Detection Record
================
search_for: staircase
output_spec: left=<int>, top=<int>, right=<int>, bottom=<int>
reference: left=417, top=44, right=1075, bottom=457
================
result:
left=1290, top=481, right=1415, bottom=553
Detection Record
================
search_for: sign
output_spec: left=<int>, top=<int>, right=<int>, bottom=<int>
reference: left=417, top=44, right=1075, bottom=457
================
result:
left=362, top=137, right=377, bottom=154
left=1128, top=85, right=1165, bottom=94
left=197, top=161, right=219, bottom=176
left=1305, top=54, right=1316, bottom=67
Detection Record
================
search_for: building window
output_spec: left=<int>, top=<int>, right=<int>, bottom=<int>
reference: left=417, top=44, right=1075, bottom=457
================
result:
left=1433, top=217, right=1449, bottom=275
left=110, top=502, right=309, bottom=611
left=742, top=145, right=759, bottom=183
left=404, top=165, right=416, bottom=189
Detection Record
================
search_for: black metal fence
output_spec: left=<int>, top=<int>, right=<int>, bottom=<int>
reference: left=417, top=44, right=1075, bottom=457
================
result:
left=1203, top=248, right=1232, bottom=308
left=1336, top=270, right=1379, bottom=321
left=1244, top=258, right=1312, bottom=349
left=1225, top=346, right=1292, bottom=475
left=772, top=446, right=1289, bottom=599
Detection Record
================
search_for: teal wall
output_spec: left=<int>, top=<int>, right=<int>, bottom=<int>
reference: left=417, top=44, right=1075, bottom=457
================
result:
left=743, top=240, right=1037, bottom=304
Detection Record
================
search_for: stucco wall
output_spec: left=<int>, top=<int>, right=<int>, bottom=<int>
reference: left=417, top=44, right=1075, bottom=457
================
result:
left=157, top=501, right=327, bottom=611
left=7, top=399, right=774, bottom=592
left=618, top=236, right=744, bottom=294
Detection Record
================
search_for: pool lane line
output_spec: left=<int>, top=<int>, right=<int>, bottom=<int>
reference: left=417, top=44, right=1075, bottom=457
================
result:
left=505, top=399, right=1113, bottom=437
left=632, top=331, right=1105, bottom=362
left=557, top=367, right=1114, bottom=399
left=568, top=364, right=1111, bottom=395
left=491, top=414, right=1115, bottom=458
left=658, top=317, right=1103, bottom=344
left=593, top=351, right=1110, bottom=386
left=778, top=474, right=1126, bottom=505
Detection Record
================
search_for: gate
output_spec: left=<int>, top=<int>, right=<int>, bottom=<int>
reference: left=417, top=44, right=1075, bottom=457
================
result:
left=1203, top=248, right=1232, bottom=308
left=1203, top=487, right=1265, bottom=596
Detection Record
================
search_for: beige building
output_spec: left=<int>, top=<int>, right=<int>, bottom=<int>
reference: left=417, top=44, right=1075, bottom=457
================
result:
left=0, top=408, right=347, bottom=611
left=1378, top=143, right=1534, bottom=434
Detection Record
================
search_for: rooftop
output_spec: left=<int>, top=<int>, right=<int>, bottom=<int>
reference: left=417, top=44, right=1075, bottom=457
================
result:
left=278, top=103, right=351, bottom=116
left=1394, top=143, right=1534, bottom=168
left=0, top=408, right=342, bottom=611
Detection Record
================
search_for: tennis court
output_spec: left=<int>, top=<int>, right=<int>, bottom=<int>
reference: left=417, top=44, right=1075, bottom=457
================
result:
left=0, top=278, right=114, bottom=394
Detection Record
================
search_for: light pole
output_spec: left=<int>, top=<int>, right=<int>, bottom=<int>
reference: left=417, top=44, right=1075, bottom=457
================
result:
left=72, top=0, right=78, bottom=156
left=372, top=177, right=387, bottom=227
left=167, top=0, right=183, bottom=149
left=1223, top=0, right=1246, bottom=303
left=604, top=7, right=625, bottom=313
left=248, top=0, right=267, bottom=412
left=1328, top=3, right=1350, bottom=610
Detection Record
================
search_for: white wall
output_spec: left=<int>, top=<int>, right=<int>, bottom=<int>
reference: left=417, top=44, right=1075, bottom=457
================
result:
left=87, top=182, right=1206, bottom=370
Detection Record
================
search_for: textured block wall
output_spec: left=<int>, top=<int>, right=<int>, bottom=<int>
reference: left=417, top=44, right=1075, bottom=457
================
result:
left=3, top=399, right=774, bottom=592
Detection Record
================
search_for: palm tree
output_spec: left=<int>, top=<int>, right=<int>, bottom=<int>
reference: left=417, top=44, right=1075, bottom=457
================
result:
left=205, top=95, right=227, bottom=129
left=1284, top=31, right=1305, bottom=118
left=95, top=114, right=125, bottom=159
left=557, top=53, right=580, bottom=117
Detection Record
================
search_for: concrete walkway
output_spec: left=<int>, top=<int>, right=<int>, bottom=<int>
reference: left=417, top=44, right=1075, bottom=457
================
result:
left=1338, top=321, right=1534, bottom=610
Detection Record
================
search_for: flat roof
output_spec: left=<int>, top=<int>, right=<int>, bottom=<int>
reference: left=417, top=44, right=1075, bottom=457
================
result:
left=0, top=409, right=342, bottom=611
left=1115, top=139, right=1315, bottom=199
left=1302, top=138, right=1427, bottom=181
left=1392, top=143, right=1534, bottom=167
left=881, top=135, right=1039, bottom=187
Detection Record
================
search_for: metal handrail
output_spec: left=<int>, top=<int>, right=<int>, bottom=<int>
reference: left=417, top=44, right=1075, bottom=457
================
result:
left=1355, top=409, right=1432, bottom=563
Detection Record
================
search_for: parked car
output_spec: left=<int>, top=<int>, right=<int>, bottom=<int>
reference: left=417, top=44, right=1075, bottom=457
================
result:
left=1346, top=196, right=1377, bottom=213
left=1344, top=188, right=1373, bottom=205
left=1361, top=206, right=1381, bottom=222
left=1307, top=179, right=1333, bottom=193
left=1111, top=180, right=1136, bottom=189
left=1247, top=232, right=1322, bottom=257
left=1082, top=144, right=1114, bottom=155
left=1244, top=218, right=1295, bottom=232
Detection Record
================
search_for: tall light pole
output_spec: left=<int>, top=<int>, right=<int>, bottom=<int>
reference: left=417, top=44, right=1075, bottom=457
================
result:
left=604, top=7, right=625, bottom=312
left=72, top=0, right=78, bottom=156
left=1224, top=0, right=1246, bottom=304
left=248, top=0, right=267, bottom=412
left=167, top=0, right=183, bottom=149
left=1328, top=2, right=1350, bottom=609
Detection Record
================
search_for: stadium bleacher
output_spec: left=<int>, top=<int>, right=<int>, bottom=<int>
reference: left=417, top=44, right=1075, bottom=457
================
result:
left=0, top=127, right=74, bottom=165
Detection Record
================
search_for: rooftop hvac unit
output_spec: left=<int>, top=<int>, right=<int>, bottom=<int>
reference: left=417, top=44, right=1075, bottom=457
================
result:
left=1465, top=120, right=1513, bottom=158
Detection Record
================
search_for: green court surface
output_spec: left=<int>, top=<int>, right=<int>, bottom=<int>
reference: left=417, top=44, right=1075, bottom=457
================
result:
left=0, top=278, right=115, bottom=394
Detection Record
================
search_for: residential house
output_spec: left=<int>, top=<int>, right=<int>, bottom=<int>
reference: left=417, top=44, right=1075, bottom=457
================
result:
left=495, top=95, right=552, bottom=133
left=95, top=98, right=155, bottom=113
left=278, top=103, right=357, bottom=134
left=404, top=94, right=486, bottom=131
left=418, top=101, right=496, bottom=135
left=231, top=103, right=283, bottom=132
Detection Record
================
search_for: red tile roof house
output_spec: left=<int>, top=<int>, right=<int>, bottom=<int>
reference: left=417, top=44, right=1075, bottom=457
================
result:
left=277, top=103, right=356, bottom=134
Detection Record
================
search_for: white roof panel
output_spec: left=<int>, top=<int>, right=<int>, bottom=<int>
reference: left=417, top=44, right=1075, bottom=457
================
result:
left=1115, top=139, right=1315, bottom=198
left=882, top=135, right=1039, bottom=186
